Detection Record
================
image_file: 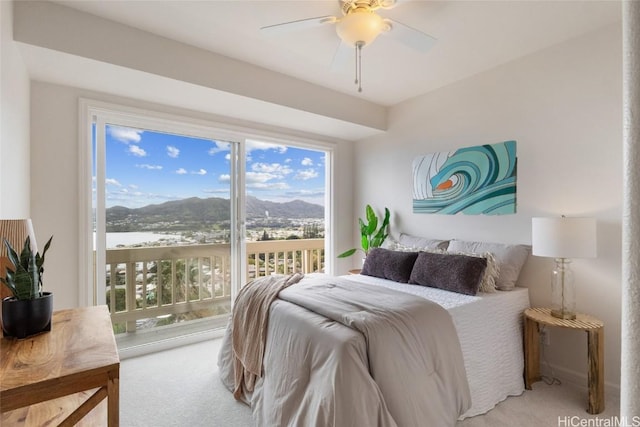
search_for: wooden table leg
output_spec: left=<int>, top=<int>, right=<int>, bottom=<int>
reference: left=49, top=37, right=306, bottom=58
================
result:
left=524, top=315, right=540, bottom=389
left=107, top=368, right=120, bottom=426
left=587, top=327, right=605, bottom=414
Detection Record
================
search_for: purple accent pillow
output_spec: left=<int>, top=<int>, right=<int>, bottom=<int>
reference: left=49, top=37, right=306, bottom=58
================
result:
left=361, top=248, right=419, bottom=283
left=409, top=251, right=488, bottom=296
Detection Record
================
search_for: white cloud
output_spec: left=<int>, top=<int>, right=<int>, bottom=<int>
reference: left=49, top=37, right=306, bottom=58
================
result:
left=128, top=145, right=147, bottom=157
left=248, top=182, right=290, bottom=190
left=192, top=169, right=207, bottom=175
left=176, top=168, right=187, bottom=175
left=107, top=125, right=143, bottom=144
left=301, top=157, right=313, bottom=166
left=219, top=174, right=230, bottom=183
left=136, top=164, right=163, bottom=170
left=129, top=184, right=139, bottom=189
left=244, top=170, right=291, bottom=190
left=251, top=162, right=292, bottom=176
left=246, top=140, right=287, bottom=154
left=285, top=158, right=292, bottom=163
left=246, top=171, right=283, bottom=184
left=224, top=153, right=231, bottom=161
left=295, top=169, right=318, bottom=180
left=105, top=178, right=122, bottom=187
left=208, top=141, right=231, bottom=156
left=167, top=145, right=180, bottom=158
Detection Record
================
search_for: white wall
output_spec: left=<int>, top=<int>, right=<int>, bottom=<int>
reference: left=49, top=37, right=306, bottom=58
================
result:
left=0, top=0, right=30, bottom=217
left=30, top=81, right=354, bottom=310
left=354, top=24, right=622, bottom=389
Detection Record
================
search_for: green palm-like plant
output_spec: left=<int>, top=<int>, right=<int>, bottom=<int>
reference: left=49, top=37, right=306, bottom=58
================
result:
left=338, top=205, right=390, bottom=258
left=1, top=236, right=53, bottom=300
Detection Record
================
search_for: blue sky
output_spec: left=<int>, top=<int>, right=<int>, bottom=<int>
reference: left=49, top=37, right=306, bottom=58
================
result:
left=100, top=125, right=326, bottom=208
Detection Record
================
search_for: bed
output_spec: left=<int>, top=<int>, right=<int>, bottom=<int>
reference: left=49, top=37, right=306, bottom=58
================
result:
left=342, top=273, right=530, bottom=418
left=218, top=237, right=531, bottom=426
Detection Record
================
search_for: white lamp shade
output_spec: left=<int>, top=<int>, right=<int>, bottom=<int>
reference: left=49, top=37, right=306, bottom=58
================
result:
left=532, top=217, right=597, bottom=259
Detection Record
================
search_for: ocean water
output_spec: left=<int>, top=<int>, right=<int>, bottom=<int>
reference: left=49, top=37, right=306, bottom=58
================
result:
left=105, top=232, right=180, bottom=248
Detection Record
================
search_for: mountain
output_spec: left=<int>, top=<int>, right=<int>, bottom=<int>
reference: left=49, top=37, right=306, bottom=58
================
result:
left=106, top=196, right=323, bottom=231
left=245, top=196, right=323, bottom=219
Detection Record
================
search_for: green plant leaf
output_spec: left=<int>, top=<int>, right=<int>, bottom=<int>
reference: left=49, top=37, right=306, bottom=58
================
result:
left=337, top=248, right=357, bottom=258
left=36, top=236, right=53, bottom=271
left=1, top=235, right=52, bottom=300
left=339, top=205, right=390, bottom=260
left=4, top=239, right=21, bottom=272
left=381, top=208, right=390, bottom=228
left=19, top=237, right=33, bottom=272
left=361, top=234, right=369, bottom=253
left=35, top=236, right=53, bottom=295
left=358, top=218, right=367, bottom=234
left=11, top=265, right=34, bottom=300
left=364, top=205, right=378, bottom=235
left=365, top=205, right=375, bottom=223
left=0, top=273, right=18, bottom=298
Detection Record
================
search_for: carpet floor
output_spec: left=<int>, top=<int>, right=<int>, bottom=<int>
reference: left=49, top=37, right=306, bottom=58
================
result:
left=120, top=338, right=620, bottom=427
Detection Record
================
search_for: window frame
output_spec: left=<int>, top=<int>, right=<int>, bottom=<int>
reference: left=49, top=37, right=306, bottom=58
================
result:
left=78, top=98, right=336, bottom=307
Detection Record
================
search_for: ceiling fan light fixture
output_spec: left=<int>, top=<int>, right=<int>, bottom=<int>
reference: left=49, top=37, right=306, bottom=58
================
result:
left=335, top=9, right=385, bottom=46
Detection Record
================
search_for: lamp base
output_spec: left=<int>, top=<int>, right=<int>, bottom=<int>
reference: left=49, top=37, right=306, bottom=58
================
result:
left=551, top=308, right=576, bottom=320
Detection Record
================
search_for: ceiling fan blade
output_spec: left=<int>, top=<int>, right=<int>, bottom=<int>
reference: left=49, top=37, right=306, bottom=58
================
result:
left=330, top=41, right=353, bottom=72
left=261, top=16, right=337, bottom=34
left=384, top=19, right=437, bottom=53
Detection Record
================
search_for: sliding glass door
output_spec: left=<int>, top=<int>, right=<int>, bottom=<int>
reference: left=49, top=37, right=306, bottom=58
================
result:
left=83, top=101, right=333, bottom=341
left=91, top=112, right=239, bottom=336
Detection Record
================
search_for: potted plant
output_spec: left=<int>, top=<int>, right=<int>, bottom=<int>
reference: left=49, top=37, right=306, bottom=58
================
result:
left=338, top=204, right=390, bottom=259
left=1, top=235, right=53, bottom=339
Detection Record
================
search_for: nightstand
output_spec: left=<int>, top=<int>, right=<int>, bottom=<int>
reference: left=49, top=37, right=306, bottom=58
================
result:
left=523, top=307, right=604, bottom=414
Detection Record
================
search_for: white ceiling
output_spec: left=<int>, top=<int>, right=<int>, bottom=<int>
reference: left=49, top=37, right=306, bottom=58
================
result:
left=17, top=1, right=621, bottom=141
left=51, top=0, right=621, bottom=107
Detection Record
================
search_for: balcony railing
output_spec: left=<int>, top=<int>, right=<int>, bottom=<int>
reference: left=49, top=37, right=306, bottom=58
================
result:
left=104, top=238, right=324, bottom=333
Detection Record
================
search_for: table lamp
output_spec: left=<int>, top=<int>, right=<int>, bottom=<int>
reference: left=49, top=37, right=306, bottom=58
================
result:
left=531, top=216, right=597, bottom=319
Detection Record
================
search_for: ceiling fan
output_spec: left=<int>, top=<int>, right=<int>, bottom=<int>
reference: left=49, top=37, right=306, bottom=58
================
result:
left=261, top=0, right=437, bottom=93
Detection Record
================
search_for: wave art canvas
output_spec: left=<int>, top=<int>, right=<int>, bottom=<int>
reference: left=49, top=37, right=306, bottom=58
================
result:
left=412, top=140, right=517, bottom=215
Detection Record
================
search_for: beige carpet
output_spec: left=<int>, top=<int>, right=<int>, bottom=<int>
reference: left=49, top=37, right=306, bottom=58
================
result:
left=120, top=338, right=620, bottom=427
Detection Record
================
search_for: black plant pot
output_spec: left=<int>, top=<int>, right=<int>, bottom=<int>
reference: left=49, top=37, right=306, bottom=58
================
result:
left=2, top=292, right=53, bottom=339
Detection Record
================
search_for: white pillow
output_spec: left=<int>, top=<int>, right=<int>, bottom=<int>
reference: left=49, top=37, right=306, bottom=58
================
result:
left=397, top=233, right=450, bottom=251
left=447, top=240, right=530, bottom=291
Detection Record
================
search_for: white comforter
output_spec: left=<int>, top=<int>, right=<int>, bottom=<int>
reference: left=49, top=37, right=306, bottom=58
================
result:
left=218, top=274, right=471, bottom=426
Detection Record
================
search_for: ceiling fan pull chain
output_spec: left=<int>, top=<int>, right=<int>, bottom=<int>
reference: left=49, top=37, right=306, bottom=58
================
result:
left=356, top=41, right=363, bottom=92
left=354, top=45, right=359, bottom=85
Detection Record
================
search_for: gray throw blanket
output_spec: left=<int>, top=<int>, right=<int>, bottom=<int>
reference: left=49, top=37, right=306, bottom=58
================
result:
left=232, top=273, right=304, bottom=400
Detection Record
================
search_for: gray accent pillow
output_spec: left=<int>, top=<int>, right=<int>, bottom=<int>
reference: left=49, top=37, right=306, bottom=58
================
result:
left=447, top=240, right=531, bottom=291
left=409, top=251, right=488, bottom=296
left=361, top=248, right=419, bottom=283
left=445, top=250, right=499, bottom=293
